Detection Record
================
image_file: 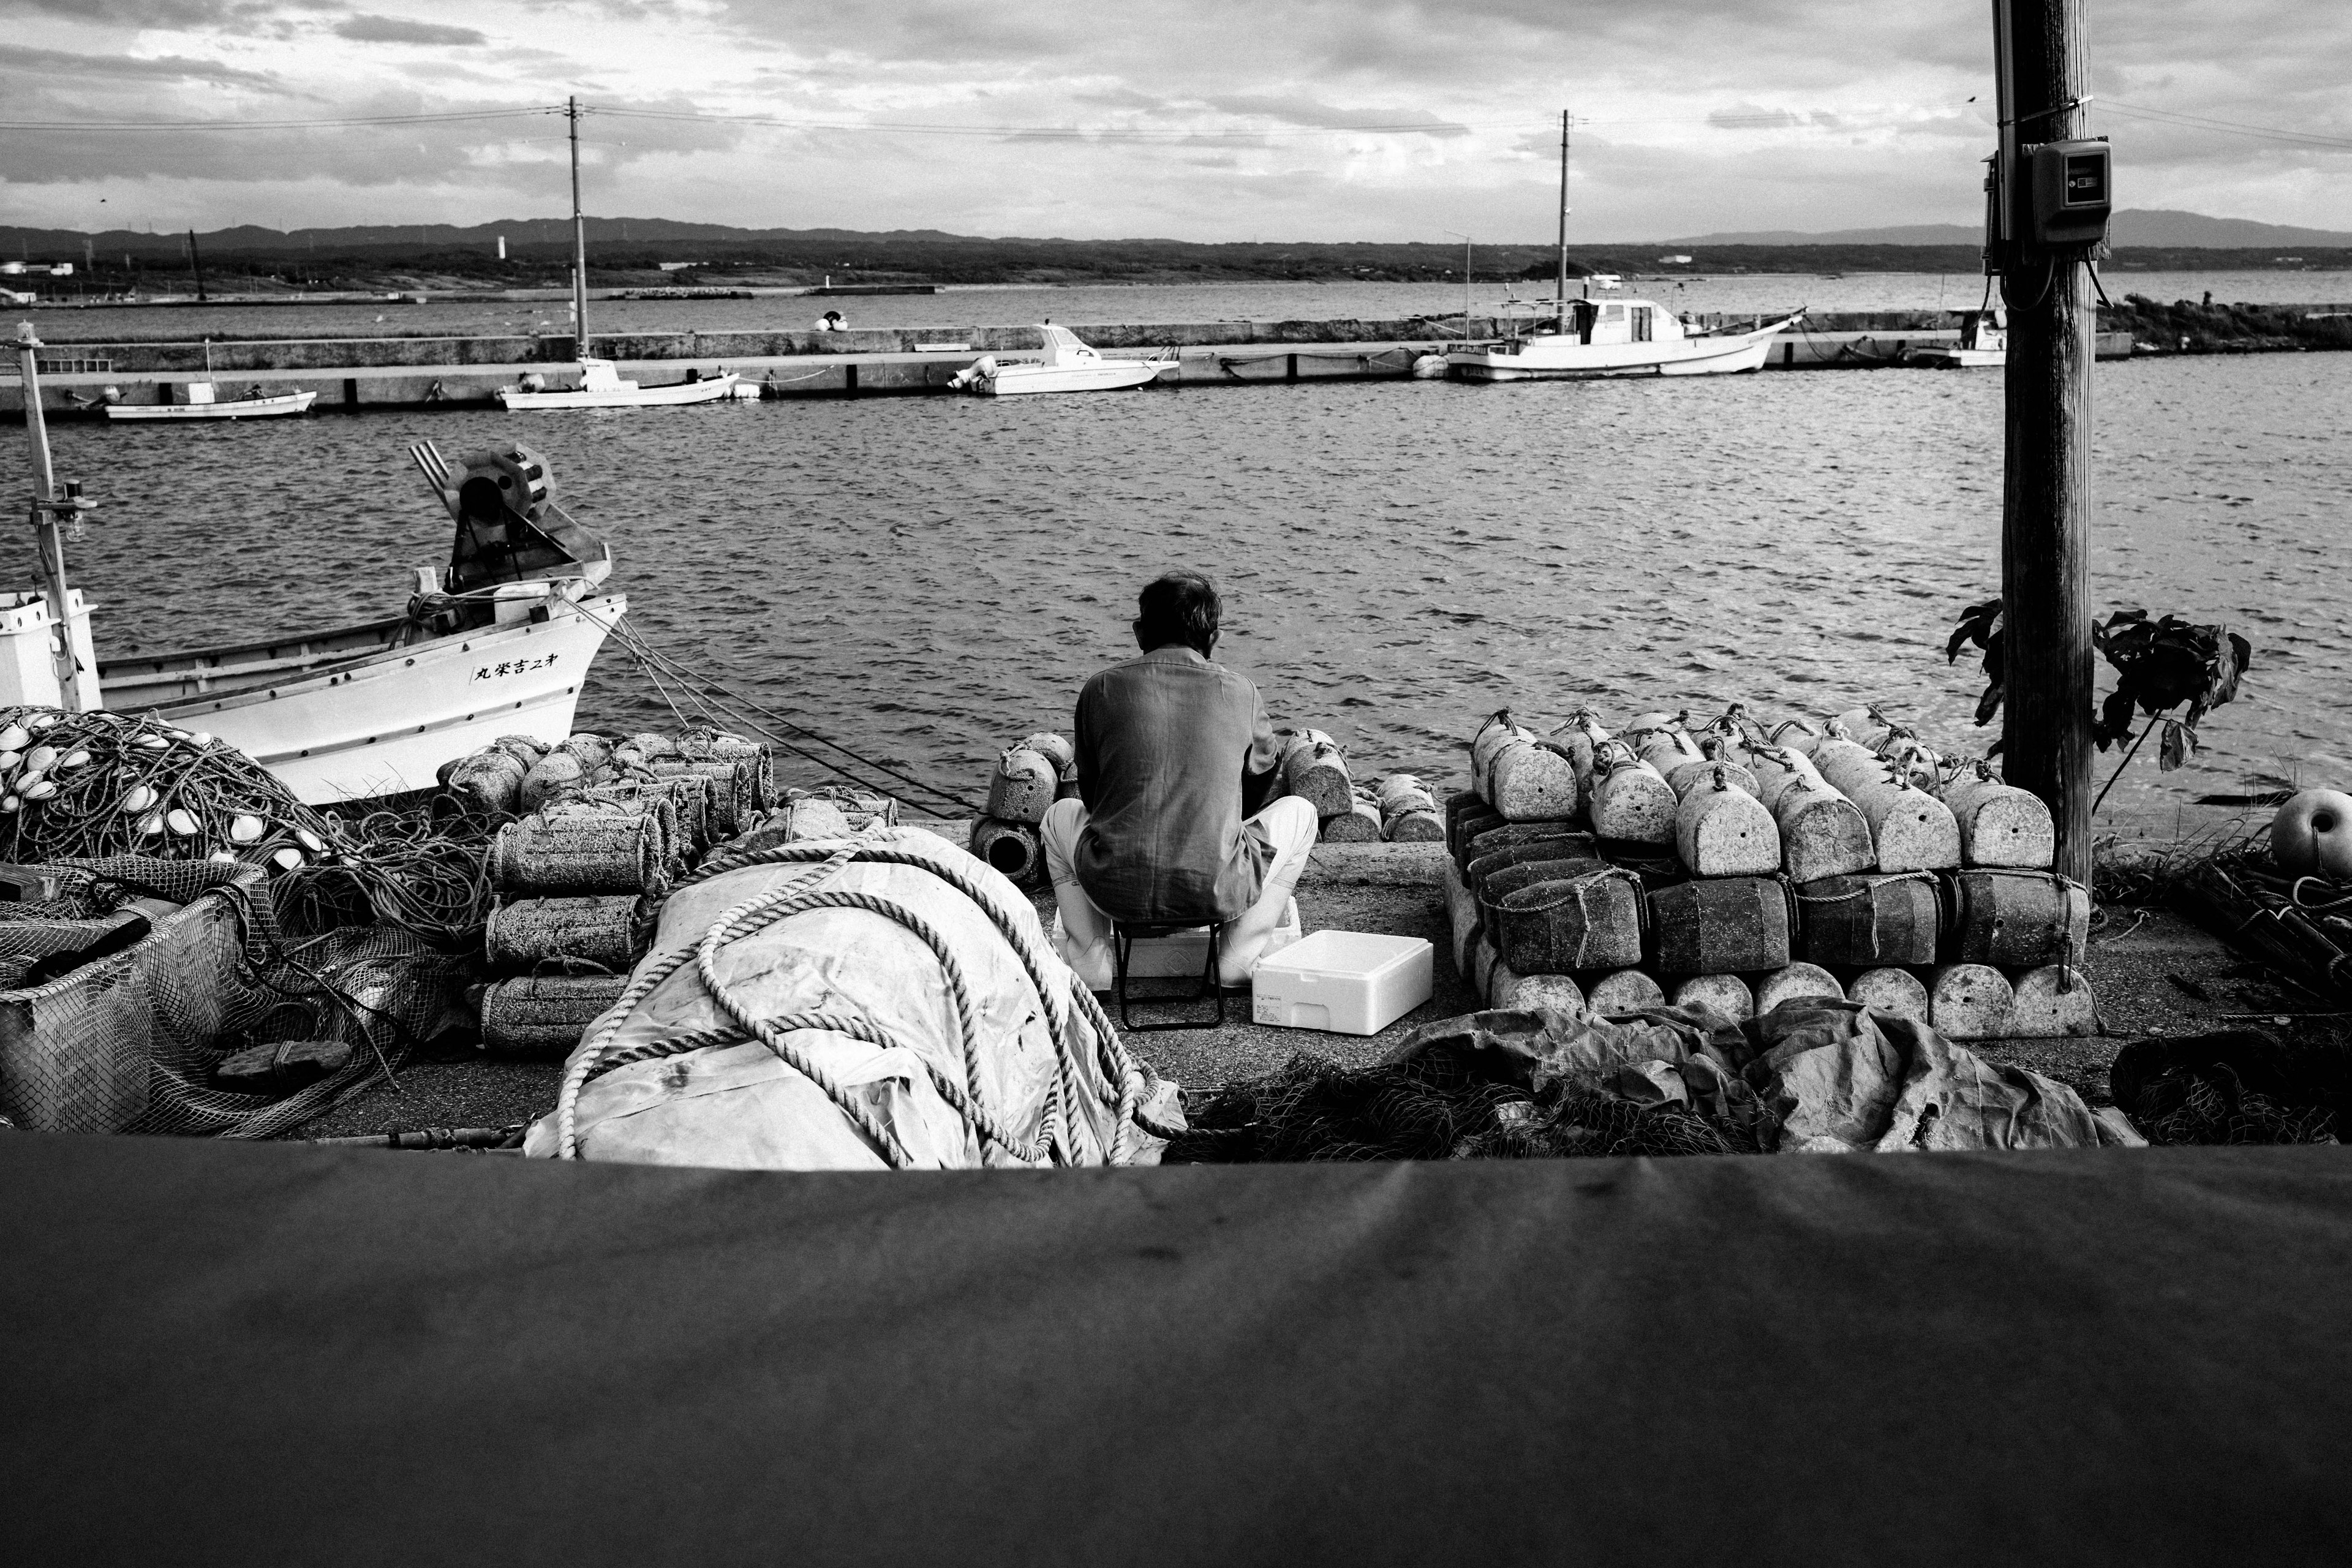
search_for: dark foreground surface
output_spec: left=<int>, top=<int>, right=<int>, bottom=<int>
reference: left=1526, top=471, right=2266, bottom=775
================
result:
left=5, top=1130, right=2350, bottom=1563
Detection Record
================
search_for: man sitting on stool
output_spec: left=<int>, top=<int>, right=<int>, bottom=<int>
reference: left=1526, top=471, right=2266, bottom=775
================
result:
left=1040, top=572, right=1319, bottom=992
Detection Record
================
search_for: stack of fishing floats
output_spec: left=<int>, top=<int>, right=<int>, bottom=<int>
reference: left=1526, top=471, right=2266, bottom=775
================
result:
left=1279, top=729, right=1444, bottom=844
left=459, top=728, right=779, bottom=1057
left=1442, top=706, right=2092, bottom=1039
left=968, top=733, right=1075, bottom=888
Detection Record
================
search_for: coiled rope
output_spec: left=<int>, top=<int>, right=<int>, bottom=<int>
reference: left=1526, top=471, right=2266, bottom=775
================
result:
left=554, top=831, right=1169, bottom=1166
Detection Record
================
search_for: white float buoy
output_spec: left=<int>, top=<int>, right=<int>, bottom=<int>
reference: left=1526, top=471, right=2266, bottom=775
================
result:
left=20, top=779, right=56, bottom=801
left=23, top=745, right=58, bottom=775
left=271, top=847, right=305, bottom=872
left=165, top=808, right=199, bottom=836
left=122, top=784, right=157, bottom=813
left=228, top=815, right=265, bottom=844
left=136, top=810, right=165, bottom=836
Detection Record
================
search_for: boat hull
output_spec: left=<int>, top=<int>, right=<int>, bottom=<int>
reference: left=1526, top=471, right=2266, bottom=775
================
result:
left=1447, top=330, right=1782, bottom=381
left=104, top=392, right=317, bottom=421
left=1904, top=348, right=2007, bottom=369
left=970, top=363, right=1165, bottom=396
left=499, top=374, right=741, bottom=410
left=100, top=594, right=625, bottom=804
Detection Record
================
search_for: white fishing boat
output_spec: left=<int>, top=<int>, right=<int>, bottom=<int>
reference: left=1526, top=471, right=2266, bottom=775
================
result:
left=99, top=441, right=624, bottom=803
left=1905, top=309, right=2007, bottom=369
left=12, top=324, right=625, bottom=805
left=950, top=325, right=1172, bottom=397
left=1447, top=111, right=1801, bottom=381
left=103, top=381, right=317, bottom=422
left=497, top=357, right=739, bottom=410
left=1446, top=302, right=1803, bottom=381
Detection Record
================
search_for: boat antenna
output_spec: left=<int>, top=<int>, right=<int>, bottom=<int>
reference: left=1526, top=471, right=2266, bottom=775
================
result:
left=1556, top=108, right=1571, bottom=316
left=568, top=94, right=589, bottom=356
left=12, top=324, right=96, bottom=710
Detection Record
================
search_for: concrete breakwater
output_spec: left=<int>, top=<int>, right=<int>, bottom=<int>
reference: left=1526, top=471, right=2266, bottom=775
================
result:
left=4, top=304, right=2324, bottom=415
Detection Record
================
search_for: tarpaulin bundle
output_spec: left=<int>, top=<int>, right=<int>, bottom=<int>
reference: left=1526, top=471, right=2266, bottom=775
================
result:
left=527, top=829, right=1180, bottom=1169
left=1174, top=998, right=2142, bottom=1163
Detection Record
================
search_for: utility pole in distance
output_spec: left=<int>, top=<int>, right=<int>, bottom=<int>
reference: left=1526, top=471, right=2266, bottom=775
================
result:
left=1992, top=0, right=2108, bottom=886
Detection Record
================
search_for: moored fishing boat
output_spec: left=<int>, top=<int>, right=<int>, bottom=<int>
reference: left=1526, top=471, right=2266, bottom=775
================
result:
left=99, top=440, right=625, bottom=803
left=12, top=326, right=627, bottom=806
left=1905, top=308, right=2008, bottom=369
left=1446, top=303, right=1803, bottom=381
left=103, top=381, right=317, bottom=421
left=497, top=357, right=739, bottom=410
left=950, top=325, right=1173, bottom=396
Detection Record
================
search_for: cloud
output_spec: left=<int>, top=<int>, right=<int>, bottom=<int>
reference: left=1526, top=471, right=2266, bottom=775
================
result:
left=0, top=43, right=281, bottom=85
left=333, top=14, right=488, bottom=45
left=0, top=0, right=2346, bottom=237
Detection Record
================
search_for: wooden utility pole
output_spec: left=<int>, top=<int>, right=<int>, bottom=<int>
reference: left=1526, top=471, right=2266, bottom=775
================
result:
left=1995, top=0, right=2097, bottom=885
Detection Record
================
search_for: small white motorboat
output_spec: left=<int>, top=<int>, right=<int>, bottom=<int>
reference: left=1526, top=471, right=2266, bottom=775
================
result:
left=104, top=379, right=315, bottom=422
left=1446, top=301, right=1803, bottom=381
left=951, top=325, right=1172, bottom=397
left=497, top=357, right=741, bottom=410
left=1905, top=309, right=2008, bottom=369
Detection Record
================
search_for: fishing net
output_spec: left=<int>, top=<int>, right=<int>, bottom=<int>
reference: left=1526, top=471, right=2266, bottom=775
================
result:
left=0, top=706, right=497, bottom=949
left=2129, top=1063, right=2340, bottom=1147
left=1166, top=1047, right=1761, bottom=1165
left=0, top=856, right=475, bottom=1139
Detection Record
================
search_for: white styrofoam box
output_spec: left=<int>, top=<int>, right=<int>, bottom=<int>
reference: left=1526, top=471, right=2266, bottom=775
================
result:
left=1120, top=899, right=1300, bottom=979
left=1251, top=930, right=1434, bottom=1036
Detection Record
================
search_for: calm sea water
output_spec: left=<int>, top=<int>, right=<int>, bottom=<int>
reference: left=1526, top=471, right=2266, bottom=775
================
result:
left=3, top=352, right=2345, bottom=834
left=26, top=271, right=2352, bottom=342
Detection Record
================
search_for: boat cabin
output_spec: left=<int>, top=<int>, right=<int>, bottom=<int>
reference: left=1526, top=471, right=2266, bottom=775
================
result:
left=1958, top=309, right=2008, bottom=353
left=1533, top=298, right=1690, bottom=347
left=1036, top=325, right=1104, bottom=366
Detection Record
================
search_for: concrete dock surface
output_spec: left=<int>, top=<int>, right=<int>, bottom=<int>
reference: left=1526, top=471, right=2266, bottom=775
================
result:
left=293, top=837, right=2283, bottom=1145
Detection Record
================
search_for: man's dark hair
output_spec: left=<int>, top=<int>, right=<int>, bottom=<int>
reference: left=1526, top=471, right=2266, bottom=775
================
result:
left=1134, top=571, right=1221, bottom=656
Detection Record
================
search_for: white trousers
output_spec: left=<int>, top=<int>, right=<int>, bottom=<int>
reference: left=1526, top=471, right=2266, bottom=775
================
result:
left=1039, top=794, right=1321, bottom=990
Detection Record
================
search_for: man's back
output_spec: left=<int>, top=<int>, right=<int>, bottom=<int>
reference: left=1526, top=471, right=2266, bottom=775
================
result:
left=1072, top=644, right=1281, bottom=924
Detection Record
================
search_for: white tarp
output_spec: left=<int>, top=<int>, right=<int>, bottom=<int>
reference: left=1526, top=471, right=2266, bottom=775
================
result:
left=526, top=833, right=1170, bottom=1170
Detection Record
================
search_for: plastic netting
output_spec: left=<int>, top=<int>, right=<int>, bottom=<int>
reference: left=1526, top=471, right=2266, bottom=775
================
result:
left=0, top=857, right=473, bottom=1138
left=1166, top=1049, right=1760, bottom=1164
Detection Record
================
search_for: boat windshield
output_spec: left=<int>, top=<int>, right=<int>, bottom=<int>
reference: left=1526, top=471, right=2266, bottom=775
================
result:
left=1038, top=325, right=1096, bottom=365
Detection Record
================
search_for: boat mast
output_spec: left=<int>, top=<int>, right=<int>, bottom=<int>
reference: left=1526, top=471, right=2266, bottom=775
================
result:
left=12, top=325, right=92, bottom=709
left=568, top=96, right=589, bottom=355
left=1555, top=108, right=1570, bottom=315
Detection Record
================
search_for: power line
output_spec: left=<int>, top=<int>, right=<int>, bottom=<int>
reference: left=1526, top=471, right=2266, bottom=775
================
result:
left=2095, top=98, right=2352, bottom=151
left=591, top=105, right=1502, bottom=140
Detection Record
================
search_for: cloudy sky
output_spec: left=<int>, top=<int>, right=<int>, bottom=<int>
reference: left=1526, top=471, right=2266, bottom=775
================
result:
left=2, top=0, right=2346, bottom=241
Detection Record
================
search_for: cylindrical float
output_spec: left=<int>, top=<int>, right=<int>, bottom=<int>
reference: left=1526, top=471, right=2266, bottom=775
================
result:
left=484, top=894, right=652, bottom=973
left=1493, top=865, right=1645, bottom=975
left=481, top=973, right=631, bottom=1058
left=1753, top=962, right=1845, bottom=1015
left=1669, top=973, right=1754, bottom=1023
left=970, top=816, right=1045, bottom=887
left=1673, top=769, right=1782, bottom=877
left=1940, top=766, right=2057, bottom=869
left=1794, top=872, right=1941, bottom=968
left=1320, top=793, right=1385, bottom=842
left=1943, top=870, right=2090, bottom=968
left=491, top=810, right=667, bottom=897
left=1588, top=742, right=1675, bottom=845
left=1586, top=968, right=1666, bottom=1016
left=2007, top=965, right=2100, bottom=1036
left=1648, top=876, right=1793, bottom=976
left=1280, top=729, right=1355, bottom=818
left=1847, top=966, right=1931, bottom=1025
left=1929, top=962, right=2015, bottom=1039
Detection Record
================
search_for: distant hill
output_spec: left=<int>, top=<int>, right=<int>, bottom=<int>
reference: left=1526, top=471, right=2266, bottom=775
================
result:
left=1666, top=209, right=2352, bottom=247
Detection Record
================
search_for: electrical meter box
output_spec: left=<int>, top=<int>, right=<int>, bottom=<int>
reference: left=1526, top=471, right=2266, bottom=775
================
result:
left=2026, top=139, right=2111, bottom=247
